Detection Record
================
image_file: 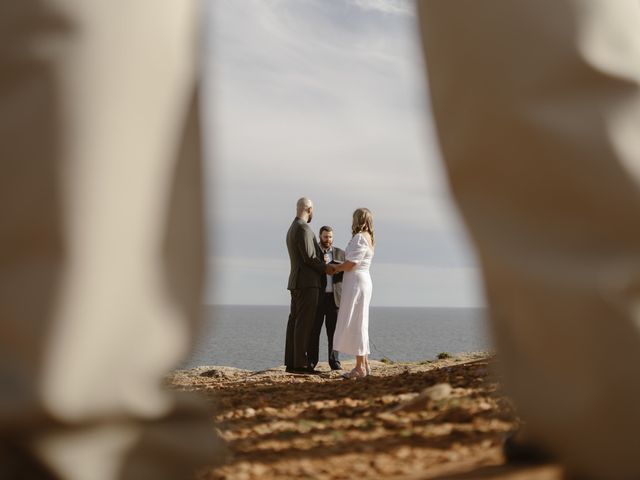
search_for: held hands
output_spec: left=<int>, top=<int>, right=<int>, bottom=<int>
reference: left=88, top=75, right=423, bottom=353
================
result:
left=326, top=264, right=338, bottom=275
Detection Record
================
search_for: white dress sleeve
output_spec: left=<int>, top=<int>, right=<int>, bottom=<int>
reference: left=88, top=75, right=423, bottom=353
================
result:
left=345, top=233, right=369, bottom=264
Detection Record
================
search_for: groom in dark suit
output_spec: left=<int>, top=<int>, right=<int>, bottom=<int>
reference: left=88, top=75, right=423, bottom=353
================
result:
left=285, top=197, right=333, bottom=373
left=308, top=225, right=345, bottom=370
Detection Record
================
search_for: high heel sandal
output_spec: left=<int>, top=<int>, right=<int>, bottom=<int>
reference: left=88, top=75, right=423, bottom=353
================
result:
left=342, top=368, right=367, bottom=379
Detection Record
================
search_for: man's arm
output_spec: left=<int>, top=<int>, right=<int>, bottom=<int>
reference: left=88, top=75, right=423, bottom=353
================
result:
left=296, top=227, right=327, bottom=275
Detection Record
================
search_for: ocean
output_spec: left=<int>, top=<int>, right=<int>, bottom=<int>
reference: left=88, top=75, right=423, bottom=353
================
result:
left=183, top=305, right=491, bottom=371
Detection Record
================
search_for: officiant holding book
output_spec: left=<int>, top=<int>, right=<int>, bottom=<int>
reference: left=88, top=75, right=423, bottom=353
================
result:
left=308, top=225, right=345, bottom=371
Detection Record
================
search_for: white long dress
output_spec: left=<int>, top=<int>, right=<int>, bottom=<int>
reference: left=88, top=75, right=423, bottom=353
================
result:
left=333, top=233, right=374, bottom=356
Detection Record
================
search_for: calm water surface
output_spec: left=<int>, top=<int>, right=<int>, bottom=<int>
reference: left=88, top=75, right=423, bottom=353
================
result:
left=184, top=305, right=491, bottom=370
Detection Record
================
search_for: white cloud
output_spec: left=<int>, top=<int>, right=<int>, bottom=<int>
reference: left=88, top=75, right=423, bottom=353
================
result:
left=351, top=0, right=414, bottom=16
left=206, top=256, right=484, bottom=308
left=370, top=262, right=485, bottom=307
left=206, top=256, right=291, bottom=305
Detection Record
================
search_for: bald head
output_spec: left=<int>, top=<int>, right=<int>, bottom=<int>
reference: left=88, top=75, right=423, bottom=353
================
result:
left=296, top=197, right=314, bottom=223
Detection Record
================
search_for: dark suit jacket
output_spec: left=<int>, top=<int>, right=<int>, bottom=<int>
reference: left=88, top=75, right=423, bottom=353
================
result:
left=286, top=217, right=326, bottom=290
left=324, top=246, right=345, bottom=307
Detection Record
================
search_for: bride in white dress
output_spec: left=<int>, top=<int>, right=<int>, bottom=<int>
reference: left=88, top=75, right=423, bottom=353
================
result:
left=332, top=208, right=375, bottom=379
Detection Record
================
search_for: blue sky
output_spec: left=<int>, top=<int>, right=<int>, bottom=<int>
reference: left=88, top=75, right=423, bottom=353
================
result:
left=202, top=0, right=485, bottom=307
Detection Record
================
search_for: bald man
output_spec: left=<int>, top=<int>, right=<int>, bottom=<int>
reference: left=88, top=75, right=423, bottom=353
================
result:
left=284, top=198, right=332, bottom=373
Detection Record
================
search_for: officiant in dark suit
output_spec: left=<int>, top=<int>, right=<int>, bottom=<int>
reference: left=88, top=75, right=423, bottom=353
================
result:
left=308, top=225, right=345, bottom=371
left=285, top=197, right=333, bottom=374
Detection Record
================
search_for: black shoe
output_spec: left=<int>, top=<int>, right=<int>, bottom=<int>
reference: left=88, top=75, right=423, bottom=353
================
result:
left=286, top=368, right=302, bottom=374
left=330, top=363, right=342, bottom=371
left=503, top=430, right=553, bottom=464
left=286, top=366, right=316, bottom=375
left=302, top=366, right=321, bottom=375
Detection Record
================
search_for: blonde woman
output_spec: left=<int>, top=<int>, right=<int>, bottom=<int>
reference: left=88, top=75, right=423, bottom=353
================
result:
left=332, top=208, right=375, bottom=379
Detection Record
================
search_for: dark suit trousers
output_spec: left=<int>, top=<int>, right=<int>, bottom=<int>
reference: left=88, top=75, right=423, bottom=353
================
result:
left=285, top=288, right=320, bottom=369
left=309, top=292, right=340, bottom=369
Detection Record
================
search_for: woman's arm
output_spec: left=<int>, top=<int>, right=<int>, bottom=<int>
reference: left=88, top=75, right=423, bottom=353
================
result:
left=333, top=260, right=356, bottom=273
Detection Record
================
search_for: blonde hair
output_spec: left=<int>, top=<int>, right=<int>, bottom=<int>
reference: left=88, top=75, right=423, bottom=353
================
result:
left=351, top=208, right=375, bottom=246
